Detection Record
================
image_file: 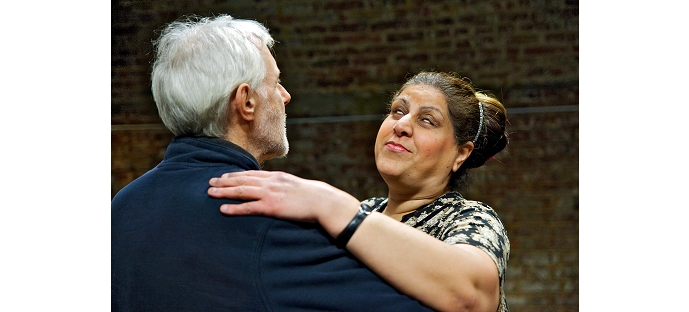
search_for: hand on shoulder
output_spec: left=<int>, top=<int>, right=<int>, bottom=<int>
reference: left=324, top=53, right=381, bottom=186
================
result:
left=208, top=170, right=361, bottom=238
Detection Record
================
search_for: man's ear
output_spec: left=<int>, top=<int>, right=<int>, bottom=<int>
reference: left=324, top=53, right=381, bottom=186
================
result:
left=231, top=83, right=256, bottom=121
left=452, top=142, right=474, bottom=172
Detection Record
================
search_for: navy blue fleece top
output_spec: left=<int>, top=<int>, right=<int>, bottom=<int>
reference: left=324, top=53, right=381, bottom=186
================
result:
left=112, top=136, right=431, bottom=312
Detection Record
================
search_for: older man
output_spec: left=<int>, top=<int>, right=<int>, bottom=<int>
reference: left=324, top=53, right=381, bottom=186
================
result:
left=111, top=15, right=432, bottom=311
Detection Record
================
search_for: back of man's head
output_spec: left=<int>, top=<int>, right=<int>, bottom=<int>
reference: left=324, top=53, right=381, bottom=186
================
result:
left=151, top=15, right=274, bottom=138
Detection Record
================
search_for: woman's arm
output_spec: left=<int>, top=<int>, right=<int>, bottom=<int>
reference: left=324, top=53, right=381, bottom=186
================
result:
left=348, top=213, right=500, bottom=312
left=208, top=171, right=500, bottom=312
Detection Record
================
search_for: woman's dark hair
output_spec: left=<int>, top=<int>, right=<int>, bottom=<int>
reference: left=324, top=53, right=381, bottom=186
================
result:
left=391, top=71, right=508, bottom=191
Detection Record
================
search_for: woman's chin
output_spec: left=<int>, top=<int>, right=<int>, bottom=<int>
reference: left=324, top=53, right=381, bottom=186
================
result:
left=377, top=169, right=404, bottom=187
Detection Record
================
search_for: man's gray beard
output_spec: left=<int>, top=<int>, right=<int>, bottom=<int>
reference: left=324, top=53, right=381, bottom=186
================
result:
left=250, top=103, right=289, bottom=161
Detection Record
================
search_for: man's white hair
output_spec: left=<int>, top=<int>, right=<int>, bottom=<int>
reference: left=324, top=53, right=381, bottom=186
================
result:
left=151, top=14, right=274, bottom=137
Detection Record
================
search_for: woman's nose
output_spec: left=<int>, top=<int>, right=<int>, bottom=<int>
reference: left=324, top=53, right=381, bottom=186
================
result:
left=393, top=114, right=412, bottom=137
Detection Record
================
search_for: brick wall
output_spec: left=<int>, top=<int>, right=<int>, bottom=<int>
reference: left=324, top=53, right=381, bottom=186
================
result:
left=112, top=0, right=578, bottom=310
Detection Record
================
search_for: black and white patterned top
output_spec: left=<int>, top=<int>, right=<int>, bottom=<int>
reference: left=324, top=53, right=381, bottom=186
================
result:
left=361, top=192, right=510, bottom=312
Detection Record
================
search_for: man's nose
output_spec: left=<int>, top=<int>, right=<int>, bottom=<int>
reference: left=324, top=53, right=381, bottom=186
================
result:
left=280, top=84, right=291, bottom=105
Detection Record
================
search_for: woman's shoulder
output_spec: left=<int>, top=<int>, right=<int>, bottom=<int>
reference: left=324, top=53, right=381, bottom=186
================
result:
left=439, top=192, right=503, bottom=222
left=438, top=193, right=511, bottom=278
left=426, top=193, right=509, bottom=248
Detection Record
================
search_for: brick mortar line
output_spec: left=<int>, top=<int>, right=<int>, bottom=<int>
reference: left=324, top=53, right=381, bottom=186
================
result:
left=111, top=105, right=578, bottom=131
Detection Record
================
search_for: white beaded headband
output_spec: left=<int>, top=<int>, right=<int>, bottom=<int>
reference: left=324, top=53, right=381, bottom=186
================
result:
left=472, top=102, right=484, bottom=144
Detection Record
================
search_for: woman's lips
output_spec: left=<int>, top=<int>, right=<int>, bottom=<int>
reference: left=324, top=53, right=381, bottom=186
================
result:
left=385, top=141, right=410, bottom=153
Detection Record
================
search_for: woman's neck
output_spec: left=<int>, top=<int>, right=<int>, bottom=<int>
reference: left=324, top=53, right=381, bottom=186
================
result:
left=384, top=187, right=448, bottom=221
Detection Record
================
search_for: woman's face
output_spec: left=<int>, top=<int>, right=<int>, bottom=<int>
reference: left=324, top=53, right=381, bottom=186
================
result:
left=375, top=84, right=468, bottom=192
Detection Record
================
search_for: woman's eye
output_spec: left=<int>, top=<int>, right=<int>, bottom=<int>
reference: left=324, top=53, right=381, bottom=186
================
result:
left=420, top=116, right=435, bottom=125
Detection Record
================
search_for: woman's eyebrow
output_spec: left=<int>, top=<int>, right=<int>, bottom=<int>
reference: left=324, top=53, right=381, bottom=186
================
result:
left=395, top=97, right=409, bottom=108
left=419, top=105, right=445, bottom=119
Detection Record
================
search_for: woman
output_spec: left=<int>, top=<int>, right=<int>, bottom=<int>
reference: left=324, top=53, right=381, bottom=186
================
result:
left=208, top=72, right=510, bottom=312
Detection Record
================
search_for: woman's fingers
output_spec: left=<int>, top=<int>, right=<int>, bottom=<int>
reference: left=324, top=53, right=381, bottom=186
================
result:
left=207, top=185, right=264, bottom=200
left=210, top=171, right=291, bottom=188
left=209, top=175, right=267, bottom=188
left=220, top=170, right=275, bottom=179
left=220, top=201, right=262, bottom=215
left=207, top=170, right=323, bottom=223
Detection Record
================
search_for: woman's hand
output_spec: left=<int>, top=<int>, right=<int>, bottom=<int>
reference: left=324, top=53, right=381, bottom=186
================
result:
left=208, top=171, right=361, bottom=238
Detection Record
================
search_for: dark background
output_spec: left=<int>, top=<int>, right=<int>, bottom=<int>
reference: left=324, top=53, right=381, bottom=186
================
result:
left=112, top=0, right=578, bottom=310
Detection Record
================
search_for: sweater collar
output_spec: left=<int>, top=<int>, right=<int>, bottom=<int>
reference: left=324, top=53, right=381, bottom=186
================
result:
left=164, top=136, right=261, bottom=170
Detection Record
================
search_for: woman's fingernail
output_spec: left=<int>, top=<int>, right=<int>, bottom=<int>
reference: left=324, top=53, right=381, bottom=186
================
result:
left=209, top=187, right=216, bottom=194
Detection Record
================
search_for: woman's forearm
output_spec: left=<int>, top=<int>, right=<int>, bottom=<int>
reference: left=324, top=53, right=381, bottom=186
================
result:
left=322, top=209, right=500, bottom=312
